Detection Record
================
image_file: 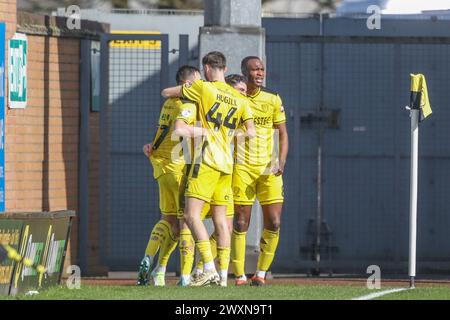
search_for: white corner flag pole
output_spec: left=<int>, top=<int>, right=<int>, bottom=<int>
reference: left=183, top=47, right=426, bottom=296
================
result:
left=408, top=108, right=419, bottom=289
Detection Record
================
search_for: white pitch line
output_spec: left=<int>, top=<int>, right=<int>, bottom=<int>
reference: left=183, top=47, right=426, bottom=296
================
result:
left=352, top=288, right=410, bottom=300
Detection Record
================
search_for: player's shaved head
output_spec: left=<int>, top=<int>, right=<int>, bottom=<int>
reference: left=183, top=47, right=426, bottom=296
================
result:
left=202, top=51, right=227, bottom=70
left=241, top=57, right=265, bottom=92
left=176, top=65, right=200, bottom=84
left=241, top=56, right=262, bottom=75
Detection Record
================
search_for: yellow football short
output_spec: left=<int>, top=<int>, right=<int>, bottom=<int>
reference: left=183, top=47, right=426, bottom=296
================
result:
left=185, top=163, right=233, bottom=206
left=157, top=172, right=185, bottom=216
left=232, top=163, right=284, bottom=206
left=201, top=202, right=234, bottom=219
left=177, top=187, right=233, bottom=220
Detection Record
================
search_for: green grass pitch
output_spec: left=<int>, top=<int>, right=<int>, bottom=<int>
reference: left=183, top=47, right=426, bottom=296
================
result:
left=1, top=283, right=450, bottom=300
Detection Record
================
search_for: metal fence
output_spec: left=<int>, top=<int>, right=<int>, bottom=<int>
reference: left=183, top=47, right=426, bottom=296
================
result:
left=266, top=35, right=450, bottom=274
left=99, top=34, right=170, bottom=270
left=96, top=30, right=450, bottom=275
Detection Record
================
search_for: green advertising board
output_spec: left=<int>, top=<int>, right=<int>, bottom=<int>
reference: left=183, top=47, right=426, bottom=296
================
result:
left=0, top=221, right=23, bottom=295
left=8, top=33, right=27, bottom=109
left=0, top=211, right=74, bottom=296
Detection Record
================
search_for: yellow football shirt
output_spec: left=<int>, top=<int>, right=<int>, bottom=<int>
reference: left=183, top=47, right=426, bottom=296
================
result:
left=175, top=100, right=198, bottom=169
left=181, top=80, right=253, bottom=174
left=234, top=87, right=286, bottom=167
left=150, top=97, right=196, bottom=178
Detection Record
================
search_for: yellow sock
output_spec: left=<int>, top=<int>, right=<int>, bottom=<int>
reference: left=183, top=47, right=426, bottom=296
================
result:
left=231, top=230, right=247, bottom=277
left=196, top=233, right=217, bottom=271
left=158, top=225, right=179, bottom=267
left=196, top=240, right=214, bottom=267
left=210, top=233, right=218, bottom=259
left=179, top=229, right=195, bottom=276
left=256, top=229, right=280, bottom=272
left=145, top=219, right=171, bottom=257
left=217, top=246, right=231, bottom=274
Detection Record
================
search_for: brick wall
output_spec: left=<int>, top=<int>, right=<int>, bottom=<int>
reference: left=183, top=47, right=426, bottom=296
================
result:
left=0, top=7, right=109, bottom=275
left=5, top=34, right=80, bottom=267
left=0, top=0, right=17, bottom=40
left=5, top=36, right=80, bottom=213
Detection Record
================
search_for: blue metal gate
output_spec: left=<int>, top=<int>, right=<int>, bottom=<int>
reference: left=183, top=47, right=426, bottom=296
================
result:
left=266, top=35, right=450, bottom=274
left=99, top=33, right=170, bottom=270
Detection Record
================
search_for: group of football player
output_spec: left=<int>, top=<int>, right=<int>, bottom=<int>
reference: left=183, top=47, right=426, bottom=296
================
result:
left=137, top=51, right=289, bottom=287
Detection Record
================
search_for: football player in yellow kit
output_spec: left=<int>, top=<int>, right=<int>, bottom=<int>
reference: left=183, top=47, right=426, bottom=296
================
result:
left=162, top=52, right=256, bottom=286
left=225, top=74, right=248, bottom=96
left=191, top=74, right=248, bottom=278
left=142, top=88, right=233, bottom=288
left=231, top=56, right=289, bottom=286
left=141, top=74, right=246, bottom=287
left=137, top=66, right=201, bottom=286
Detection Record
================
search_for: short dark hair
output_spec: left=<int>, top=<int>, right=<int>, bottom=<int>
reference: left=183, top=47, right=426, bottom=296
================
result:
left=225, top=74, right=247, bottom=86
left=241, top=56, right=261, bottom=75
left=176, top=65, right=200, bottom=85
left=202, top=51, right=226, bottom=70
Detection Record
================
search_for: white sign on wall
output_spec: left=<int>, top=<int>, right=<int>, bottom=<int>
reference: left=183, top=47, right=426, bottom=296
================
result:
left=8, top=33, right=27, bottom=109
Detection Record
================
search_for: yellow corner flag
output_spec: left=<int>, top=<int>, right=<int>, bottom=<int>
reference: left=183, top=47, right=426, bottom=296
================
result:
left=410, top=74, right=432, bottom=122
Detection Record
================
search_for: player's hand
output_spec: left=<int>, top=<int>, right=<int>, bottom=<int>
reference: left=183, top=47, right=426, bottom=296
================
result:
left=233, top=128, right=247, bottom=138
left=272, top=160, right=286, bottom=176
left=143, top=143, right=152, bottom=158
left=192, top=126, right=208, bottom=137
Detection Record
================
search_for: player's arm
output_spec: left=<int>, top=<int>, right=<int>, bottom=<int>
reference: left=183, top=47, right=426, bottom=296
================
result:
left=143, top=143, right=153, bottom=158
left=273, top=122, right=289, bottom=176
left=173, top=120, right=207, bottom=138
left=241, top=101, right=256, bottom=138
left=243, top=119, right=256, bottom=139
left=173, top=101, right=206, bottom=138
left=162, top=80, right=202, bottom=100
left=161, top=86, right=182, bottom=98
left=272, top=95, right=288, bottom=176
